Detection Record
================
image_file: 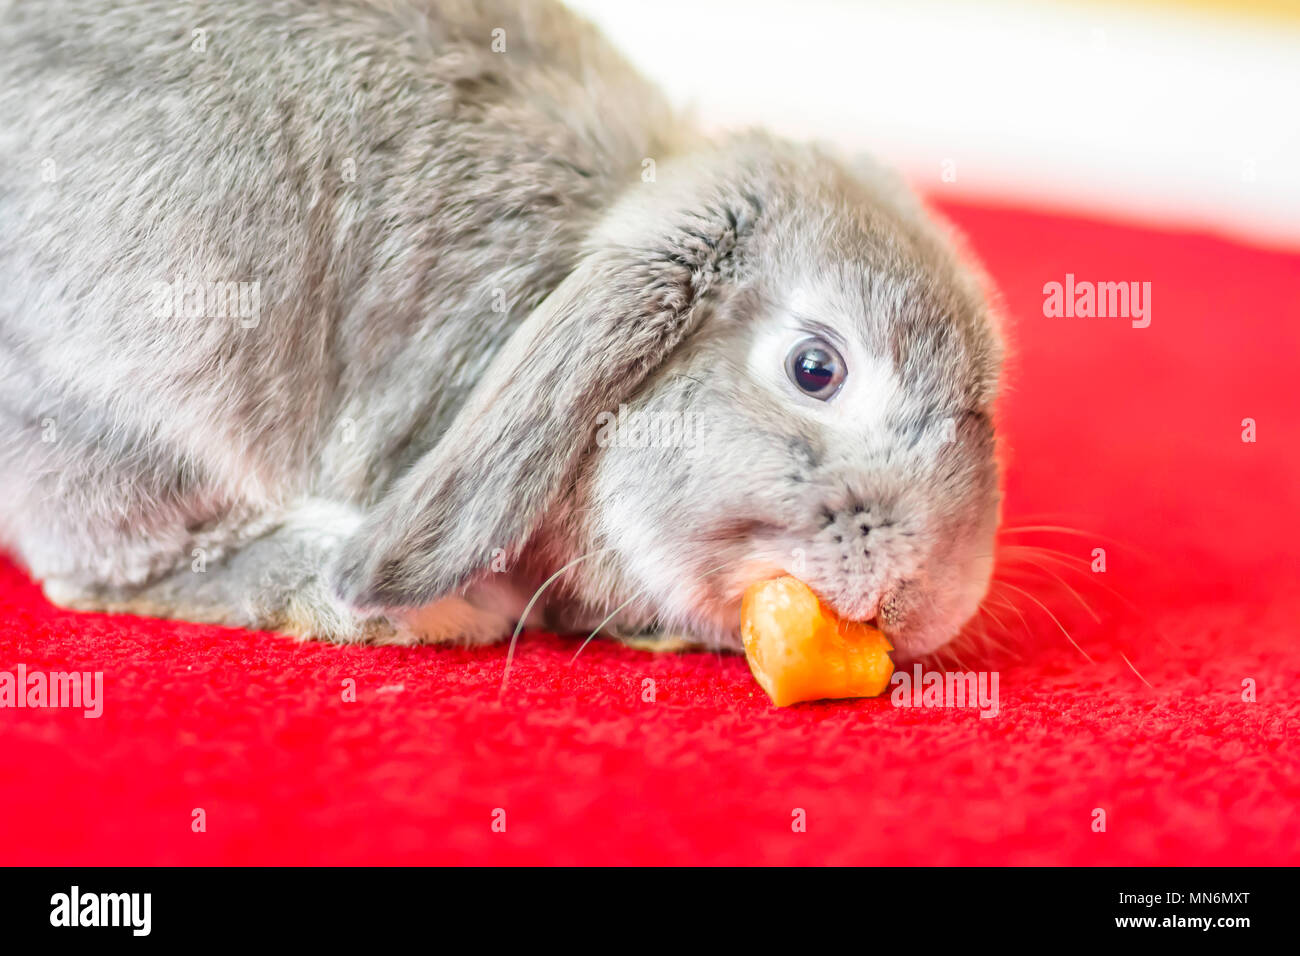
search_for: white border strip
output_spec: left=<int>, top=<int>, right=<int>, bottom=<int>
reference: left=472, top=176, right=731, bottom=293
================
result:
left=570, top=0, right=1300, bottom=250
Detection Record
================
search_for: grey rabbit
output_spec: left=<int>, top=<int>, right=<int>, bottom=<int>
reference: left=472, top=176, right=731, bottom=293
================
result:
left=0, top=0, right=1003, bottom=660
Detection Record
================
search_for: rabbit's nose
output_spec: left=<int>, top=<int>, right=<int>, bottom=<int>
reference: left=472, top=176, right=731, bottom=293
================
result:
left=820, top=500, right=896, bottom=535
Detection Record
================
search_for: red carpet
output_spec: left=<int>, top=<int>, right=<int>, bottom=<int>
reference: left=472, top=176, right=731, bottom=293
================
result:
left=2, top=200, right=1297, bottom=865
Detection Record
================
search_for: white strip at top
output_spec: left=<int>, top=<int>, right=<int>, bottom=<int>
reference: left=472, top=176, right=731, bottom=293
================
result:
left=570, top=0, right=1300, bottom=250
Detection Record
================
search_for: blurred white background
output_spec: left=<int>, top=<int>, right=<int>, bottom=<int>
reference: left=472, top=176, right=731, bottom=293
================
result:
left=570, top=0, right=1300, bottom=249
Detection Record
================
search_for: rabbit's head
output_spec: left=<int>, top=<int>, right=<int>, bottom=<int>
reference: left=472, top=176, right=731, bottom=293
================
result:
left=333, top=134, right=1003, bottom=660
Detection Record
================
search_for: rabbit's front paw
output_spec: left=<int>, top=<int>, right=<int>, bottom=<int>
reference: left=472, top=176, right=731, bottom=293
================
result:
left=267, top=579, right=398, bottom=643
left=380, top=597, right=514, bottom=647
left=43, top=567, right=397, bottom=643
left=608, top=629, right=707, bottom=653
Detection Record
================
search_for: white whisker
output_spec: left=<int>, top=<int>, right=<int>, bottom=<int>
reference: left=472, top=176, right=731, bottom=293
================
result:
left=569, top=558, right=738, bottom=666
left=1119, top=651, right=1154, bottom=688
left=998, top=580, right=1095, bottom=664
left=999, top=547, right=1102, bottom=623
left=497, top=547, right=612, bottom=701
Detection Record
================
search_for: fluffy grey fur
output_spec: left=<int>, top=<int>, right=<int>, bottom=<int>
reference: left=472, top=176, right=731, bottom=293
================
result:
left=0, top=0, right=1002, bottom=658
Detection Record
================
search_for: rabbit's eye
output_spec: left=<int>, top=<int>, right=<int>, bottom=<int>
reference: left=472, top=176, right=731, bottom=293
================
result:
left=785, top=337, right=846, bottom=400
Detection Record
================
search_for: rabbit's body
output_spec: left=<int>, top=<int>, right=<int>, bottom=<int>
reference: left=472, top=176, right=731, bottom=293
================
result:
left=0, top=0, right=1005, bottom=657
left=0, top=0, right=679, bottom=639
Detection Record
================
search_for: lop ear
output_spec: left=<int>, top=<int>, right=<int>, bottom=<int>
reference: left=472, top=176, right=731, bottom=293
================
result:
left=332, top=209, right=747, bottom=609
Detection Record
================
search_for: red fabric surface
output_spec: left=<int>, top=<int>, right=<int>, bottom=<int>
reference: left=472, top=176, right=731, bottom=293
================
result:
left=1, top=200, right=1297, bottom=866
